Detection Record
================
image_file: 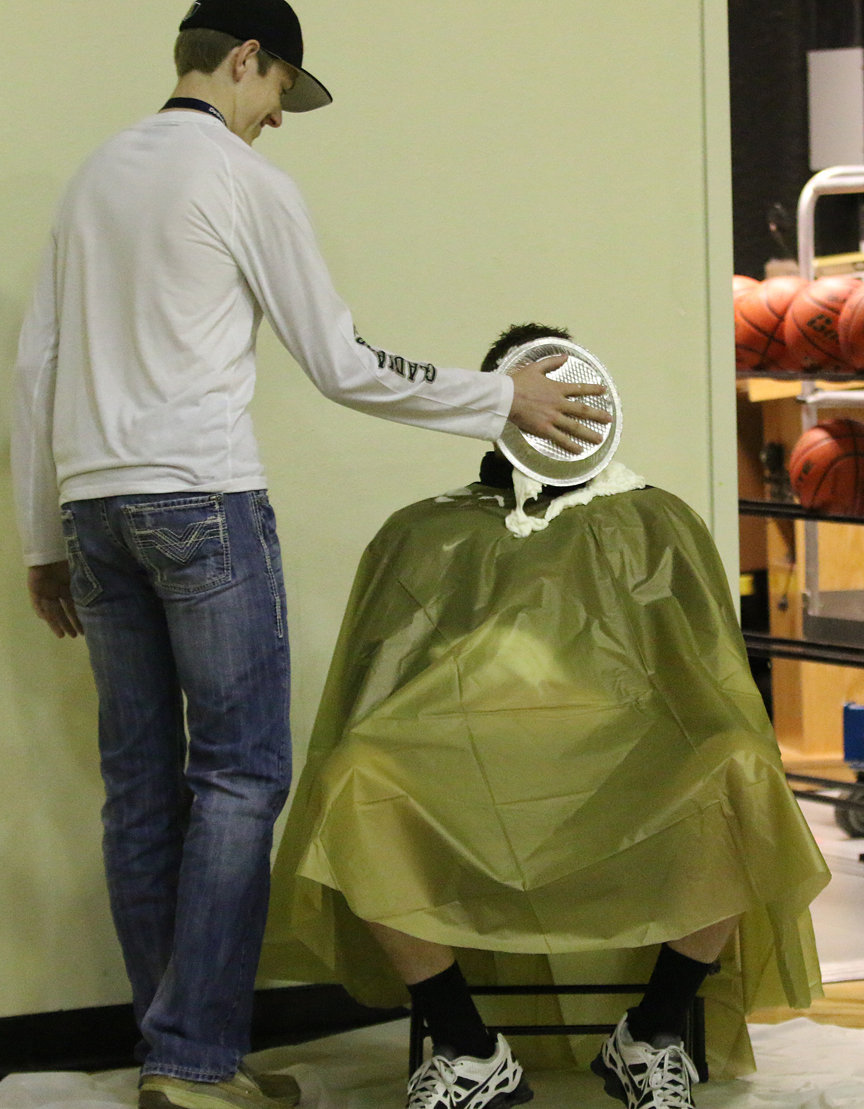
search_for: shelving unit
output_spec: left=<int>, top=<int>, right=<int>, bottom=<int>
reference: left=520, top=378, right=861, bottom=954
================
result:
left=737, top=167, right=864, bottom=835
left=740, top=500, right=864, bottom=658
left=793, top=168, right=864, bottom=643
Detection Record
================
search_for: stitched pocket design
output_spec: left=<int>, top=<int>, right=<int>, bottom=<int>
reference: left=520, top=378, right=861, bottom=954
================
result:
left=123, top=495, right=231, bottom=596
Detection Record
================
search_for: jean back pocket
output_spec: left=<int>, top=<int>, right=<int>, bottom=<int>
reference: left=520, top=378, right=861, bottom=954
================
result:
left=122, top=495, right=231, bottom=596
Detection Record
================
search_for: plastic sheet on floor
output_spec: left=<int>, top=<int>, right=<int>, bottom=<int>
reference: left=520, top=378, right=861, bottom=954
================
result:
left=2, top=1016, right=864, bottom=1108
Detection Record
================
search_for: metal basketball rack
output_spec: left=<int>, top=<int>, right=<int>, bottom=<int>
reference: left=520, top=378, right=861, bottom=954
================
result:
left=741, top=167, right=864, bottom=833
left=795, top=167, right=864, bottom=646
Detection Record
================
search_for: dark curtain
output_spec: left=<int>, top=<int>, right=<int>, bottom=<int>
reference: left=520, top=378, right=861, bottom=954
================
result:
left=729, top=0, right=864, bottom=277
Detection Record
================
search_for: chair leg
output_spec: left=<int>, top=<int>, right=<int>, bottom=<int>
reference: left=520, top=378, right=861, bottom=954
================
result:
left=408, top=1009, right=426, bottom=1077
left=407, top=989, right=710, bottom=1084
left=685, top=996, right=708, bottom=1083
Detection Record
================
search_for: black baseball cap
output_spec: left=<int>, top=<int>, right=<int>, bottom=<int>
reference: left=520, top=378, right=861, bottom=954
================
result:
left=179, top=0, right=332, bottom=112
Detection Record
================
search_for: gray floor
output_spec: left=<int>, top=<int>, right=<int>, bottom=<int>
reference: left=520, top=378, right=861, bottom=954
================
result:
left=799, top=796, right=864, bottom=982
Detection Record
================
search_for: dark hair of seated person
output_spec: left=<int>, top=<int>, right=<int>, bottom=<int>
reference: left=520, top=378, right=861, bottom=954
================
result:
left=479, top=322, right=572, bottom=374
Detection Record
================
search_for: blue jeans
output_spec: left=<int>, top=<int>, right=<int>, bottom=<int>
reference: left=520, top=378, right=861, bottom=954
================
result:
left=60, top=491, right=291, bottom=1081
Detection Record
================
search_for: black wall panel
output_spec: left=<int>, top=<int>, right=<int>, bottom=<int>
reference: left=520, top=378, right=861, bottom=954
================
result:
left=729, top=0, right=864, bottom=277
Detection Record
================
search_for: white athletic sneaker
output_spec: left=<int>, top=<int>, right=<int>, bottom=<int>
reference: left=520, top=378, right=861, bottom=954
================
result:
left=405, top=1034, right=533, bottom=1109
left=590, top=1015, right=699, bottom=1109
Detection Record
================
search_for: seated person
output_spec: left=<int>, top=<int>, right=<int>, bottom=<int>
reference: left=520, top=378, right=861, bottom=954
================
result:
left=261, top=323, right=829, bottom=1109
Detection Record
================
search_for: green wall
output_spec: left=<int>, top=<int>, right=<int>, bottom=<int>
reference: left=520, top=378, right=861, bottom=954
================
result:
left=0, top=1, right=735, bottom=1016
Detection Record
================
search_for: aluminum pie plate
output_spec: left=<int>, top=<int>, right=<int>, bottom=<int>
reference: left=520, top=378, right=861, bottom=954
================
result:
left=493, top=337, right=622, bottom=486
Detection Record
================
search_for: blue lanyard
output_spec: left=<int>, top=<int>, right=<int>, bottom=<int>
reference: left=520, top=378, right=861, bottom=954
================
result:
left=161, top=97, right=227, bottom=127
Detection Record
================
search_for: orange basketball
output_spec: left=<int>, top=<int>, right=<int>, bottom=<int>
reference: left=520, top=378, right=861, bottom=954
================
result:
left=734, top=276, right=805, bottom=370
left=733, top=274, right=759, bottom=300
left=784, top=276, right=859, bottom=372
left=788, top=418, right=864, bottom=515
left=838, top=278, right=864, bottom=369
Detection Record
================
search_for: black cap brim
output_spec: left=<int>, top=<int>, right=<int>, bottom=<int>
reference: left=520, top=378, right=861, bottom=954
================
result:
left=278, top=63, right=332, bottom=112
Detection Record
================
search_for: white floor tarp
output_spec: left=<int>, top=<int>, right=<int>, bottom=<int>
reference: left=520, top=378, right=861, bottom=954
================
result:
left=5, top=799, right=864, bottom=1108
left=2, top=1017, right=864, bottom=1109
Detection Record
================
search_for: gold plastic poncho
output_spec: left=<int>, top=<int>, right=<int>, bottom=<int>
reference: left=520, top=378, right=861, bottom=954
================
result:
left=261, top=477, right=829, bottom=1078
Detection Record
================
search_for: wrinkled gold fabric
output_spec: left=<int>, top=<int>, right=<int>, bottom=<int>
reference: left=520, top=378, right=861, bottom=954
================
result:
left=262, top=483, right=829, bottom=1078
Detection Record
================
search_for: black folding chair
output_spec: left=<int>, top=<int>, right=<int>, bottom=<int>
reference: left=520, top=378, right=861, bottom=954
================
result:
left=408, top=982, right=708, bottom=1082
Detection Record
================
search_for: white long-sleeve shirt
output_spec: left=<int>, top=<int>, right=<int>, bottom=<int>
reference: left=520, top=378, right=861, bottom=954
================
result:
left=12, top=110, right=513, bottom=565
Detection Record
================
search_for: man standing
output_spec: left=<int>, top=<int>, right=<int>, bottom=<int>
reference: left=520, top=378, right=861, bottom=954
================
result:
left=11, top=3, right=608, bottom=1108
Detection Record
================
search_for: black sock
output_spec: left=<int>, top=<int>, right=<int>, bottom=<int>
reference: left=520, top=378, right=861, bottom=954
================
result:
left=626, top=944, right=716, bottom=1044
left=408, top=961, right=496, bottom=1060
